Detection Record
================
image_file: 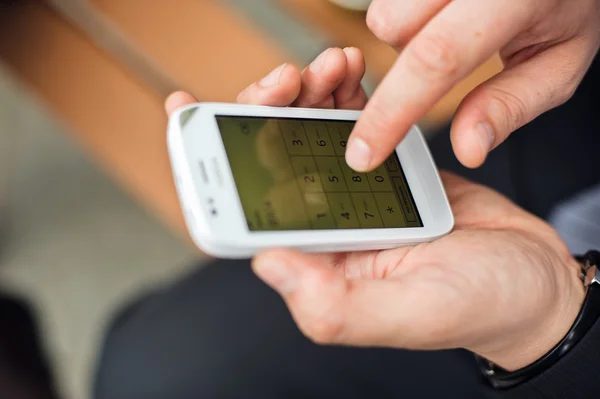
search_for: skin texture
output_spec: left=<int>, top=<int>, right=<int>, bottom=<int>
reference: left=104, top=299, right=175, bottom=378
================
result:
left=165, top=47, right=585, bottom=371
left=342, top=0, right=600, bottom=172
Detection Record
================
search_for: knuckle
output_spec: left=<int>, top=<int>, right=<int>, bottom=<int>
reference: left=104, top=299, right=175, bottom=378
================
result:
left=368, top=109, right=393, bottom=134
left=487, top=87, right=529, bottom=131
left=366, top=4, right=407, bottom=46
left=406, top=33, right=461, bottom=79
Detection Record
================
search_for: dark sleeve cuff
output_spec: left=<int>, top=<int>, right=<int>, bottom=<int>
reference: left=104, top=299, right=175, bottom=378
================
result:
left=484, top=315, right=600, bottom=399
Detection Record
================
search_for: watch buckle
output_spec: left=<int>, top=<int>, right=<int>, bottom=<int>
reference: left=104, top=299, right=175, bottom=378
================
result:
left=584, top=265, right=600, bottom=288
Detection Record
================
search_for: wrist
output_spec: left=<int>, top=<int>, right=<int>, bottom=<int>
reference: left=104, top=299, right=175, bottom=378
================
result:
left=481, top=257, right=585, bottom=371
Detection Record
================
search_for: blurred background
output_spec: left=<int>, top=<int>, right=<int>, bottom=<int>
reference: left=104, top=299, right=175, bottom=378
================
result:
left=0, top=1, right=500, bottom=398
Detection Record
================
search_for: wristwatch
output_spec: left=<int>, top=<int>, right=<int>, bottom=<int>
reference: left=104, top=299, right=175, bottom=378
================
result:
left=477, top=250, right=600, bottom=389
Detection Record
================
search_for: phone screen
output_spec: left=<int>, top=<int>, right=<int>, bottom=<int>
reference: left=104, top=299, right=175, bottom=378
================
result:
left=215, top=115, right=423, bottom=231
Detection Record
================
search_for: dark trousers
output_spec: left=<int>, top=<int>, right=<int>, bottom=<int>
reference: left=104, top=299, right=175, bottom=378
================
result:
left=93, top=57, right=600, bottom=399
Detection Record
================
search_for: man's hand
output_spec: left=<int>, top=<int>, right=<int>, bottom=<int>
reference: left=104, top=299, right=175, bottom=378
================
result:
left=344, top=0, right=600, bottom=171
left=165, top=48, right=585, bottom=371
left=254, top=173, right=585, bottom=371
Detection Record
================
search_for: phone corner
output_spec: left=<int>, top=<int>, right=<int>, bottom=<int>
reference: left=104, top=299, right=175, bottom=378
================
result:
left=191, top=233, right=255, bottom=259
left=201, top=246, right=254, bottom=260
left=438, top=213, right=455, bottom=237
left=425, top=211, right=455, bottom=242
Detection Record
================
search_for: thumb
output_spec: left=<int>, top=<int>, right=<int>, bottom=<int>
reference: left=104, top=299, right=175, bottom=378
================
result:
left=252, top=250, right=458, bottom=349
left=451, top=40, right=593, bottom=168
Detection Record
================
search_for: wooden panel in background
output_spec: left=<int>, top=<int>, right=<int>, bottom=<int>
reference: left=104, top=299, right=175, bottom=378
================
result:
left=0, top=1, right=188, bottom=241
left=90, top=0, right=293, bottom=101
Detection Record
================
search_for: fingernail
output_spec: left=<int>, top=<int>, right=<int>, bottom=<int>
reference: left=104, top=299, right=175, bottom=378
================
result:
left=259, top=63, right=286, bottom=87
left=310, top=48, right=331, bottom=73
left=253, top=258, right=298, bottom=295
left=475, top=122, right=495, bottom=154
left=345, top=137, right=372, bottom=172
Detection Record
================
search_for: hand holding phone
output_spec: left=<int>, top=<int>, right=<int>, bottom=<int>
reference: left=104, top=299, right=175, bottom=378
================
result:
left=165, top=48, right=584, bottom=374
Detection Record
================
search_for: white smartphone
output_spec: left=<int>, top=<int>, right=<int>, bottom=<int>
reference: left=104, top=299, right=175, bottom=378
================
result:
left=167, top=103, right=453, bottom=258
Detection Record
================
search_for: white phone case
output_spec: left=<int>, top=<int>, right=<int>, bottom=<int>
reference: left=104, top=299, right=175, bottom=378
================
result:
left=168, top=103, right=453, bottom=258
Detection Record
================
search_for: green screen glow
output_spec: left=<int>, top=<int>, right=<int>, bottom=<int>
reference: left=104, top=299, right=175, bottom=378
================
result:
left=217, top=116, right=423, bottom=231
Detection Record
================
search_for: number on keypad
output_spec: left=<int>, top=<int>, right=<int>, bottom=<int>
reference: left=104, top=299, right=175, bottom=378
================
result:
left=278, top=120, right=406, bottom=229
